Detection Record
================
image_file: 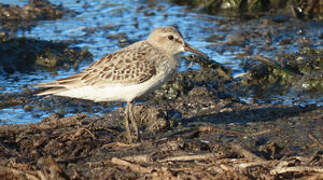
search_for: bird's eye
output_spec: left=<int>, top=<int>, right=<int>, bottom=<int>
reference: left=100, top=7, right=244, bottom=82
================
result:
left=168, top=35, right=174, bottom=40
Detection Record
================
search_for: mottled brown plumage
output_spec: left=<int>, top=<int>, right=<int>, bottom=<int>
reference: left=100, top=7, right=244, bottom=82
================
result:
left=36, top=26, right=208, bottom=142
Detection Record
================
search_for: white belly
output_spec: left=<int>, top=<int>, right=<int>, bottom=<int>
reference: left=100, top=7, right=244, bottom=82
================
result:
left=55, top=69, right=174, bottom=102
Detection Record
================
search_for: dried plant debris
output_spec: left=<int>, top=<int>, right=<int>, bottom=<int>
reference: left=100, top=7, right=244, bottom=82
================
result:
left=0, top=92, right=322, bottom=179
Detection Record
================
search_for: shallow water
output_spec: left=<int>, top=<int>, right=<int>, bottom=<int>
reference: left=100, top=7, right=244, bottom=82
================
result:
left=0, top=0, right=322, bottom=124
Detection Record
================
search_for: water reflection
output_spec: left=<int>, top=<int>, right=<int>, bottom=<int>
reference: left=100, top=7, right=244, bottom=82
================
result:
left=0, top=0, right=322, bottom=124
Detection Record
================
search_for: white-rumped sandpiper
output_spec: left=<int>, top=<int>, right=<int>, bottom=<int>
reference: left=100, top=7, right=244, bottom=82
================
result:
left=36, top=26, right=208, bottom=142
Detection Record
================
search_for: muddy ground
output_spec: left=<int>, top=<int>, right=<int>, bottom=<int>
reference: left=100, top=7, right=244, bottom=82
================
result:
left=0, top=0, right=322, bottom=179
left=168, top=0, right=322, bottom=20
left=0, top=0, right=70, bottom=31
left=0, top=69, right=322, bottom=179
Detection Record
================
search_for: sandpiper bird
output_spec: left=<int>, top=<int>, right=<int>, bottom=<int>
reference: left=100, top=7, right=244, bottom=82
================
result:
left=36, top=26, right=208, bottom=142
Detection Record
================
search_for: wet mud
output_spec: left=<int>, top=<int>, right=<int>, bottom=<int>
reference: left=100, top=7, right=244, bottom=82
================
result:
left=0, top=0, right=69, bottom=30
left=0, top=0, right=322, bottom=179
left=0, top=36, right=92, bottom=74
left=1, top=68, right=322, bottom=179
left=239, top=47, right=322, bottom=98
left=168, top=0, right=322, bottom=20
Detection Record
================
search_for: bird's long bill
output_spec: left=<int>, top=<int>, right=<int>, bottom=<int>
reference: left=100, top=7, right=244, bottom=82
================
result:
left=184, top=43, right=209, bottom=59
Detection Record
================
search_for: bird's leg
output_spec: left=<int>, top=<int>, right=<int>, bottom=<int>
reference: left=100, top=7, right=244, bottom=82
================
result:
left=128, top=101, right=140, bottom=141
left=124, top=102, right=132, bottom=143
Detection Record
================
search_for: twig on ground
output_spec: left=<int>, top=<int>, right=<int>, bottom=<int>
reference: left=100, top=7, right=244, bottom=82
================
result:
left=237, top=161, right=272, bottom=169
left=71, top=128, right=96, bottom=140
left=220, top=164, right=233, bottom=171
left=308, top=133, right=323, bottom=149
left=111, top=157, right=152, bottom=174
left=270, top=166, right=323, bottom=175
left=122, top=154, right=153, bottom=163
left=101, top=142, right=141, bottom=149
left=159, top=153, right=217, bottom=163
